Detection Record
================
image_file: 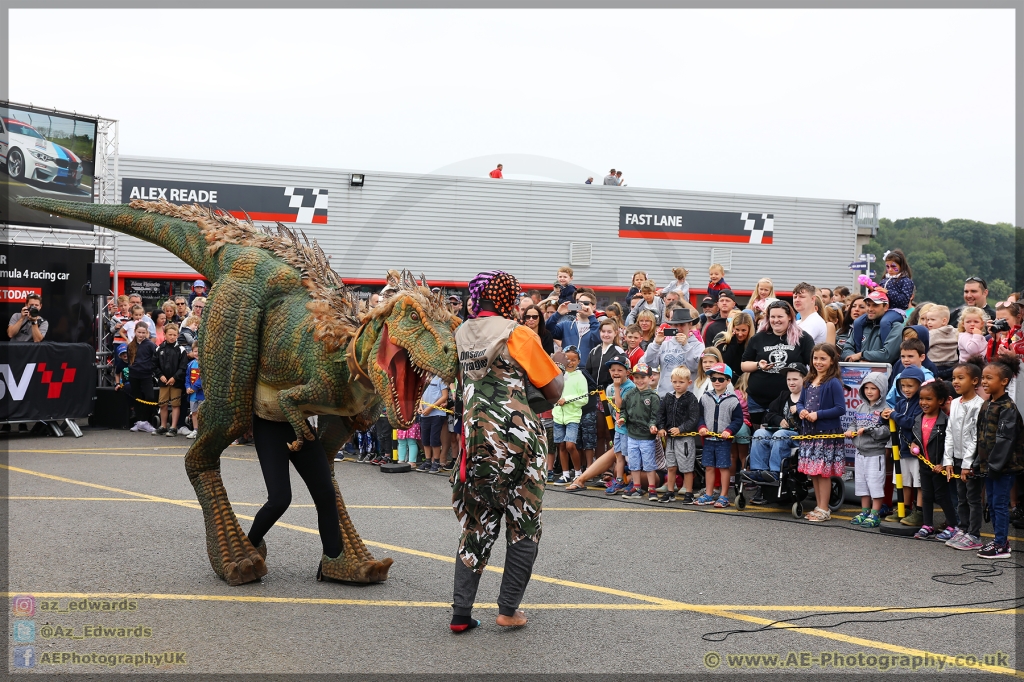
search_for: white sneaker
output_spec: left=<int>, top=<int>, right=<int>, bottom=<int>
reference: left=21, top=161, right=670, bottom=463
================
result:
left=178, top=426, right=192, bottom=436
left=130, top=421, right=143, bottom=432
left=137, top=421, right=157, bottom=434
left=186, top=430, right=198, bottom=439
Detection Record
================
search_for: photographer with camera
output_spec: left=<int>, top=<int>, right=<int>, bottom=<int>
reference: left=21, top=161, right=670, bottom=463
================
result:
left=8, top=294, right=48, bottom=342
left=643, top=307, right=703, bottom=398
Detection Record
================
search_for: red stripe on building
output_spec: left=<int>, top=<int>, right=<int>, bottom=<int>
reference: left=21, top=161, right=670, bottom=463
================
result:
left=224, top=211, right=327, bottom=224
left=618, top=230, right=772, bottom=244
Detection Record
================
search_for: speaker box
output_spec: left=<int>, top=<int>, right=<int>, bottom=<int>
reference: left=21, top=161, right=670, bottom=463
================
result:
left=87, top=262, right=111, bottom=295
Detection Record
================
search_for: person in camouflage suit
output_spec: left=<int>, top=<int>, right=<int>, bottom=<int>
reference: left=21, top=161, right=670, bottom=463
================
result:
left=450, top=271, right=563, bottom=632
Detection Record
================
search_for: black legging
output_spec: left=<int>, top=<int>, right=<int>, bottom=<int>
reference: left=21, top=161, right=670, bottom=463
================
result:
left=129, top=373, right=155, bottom=424
left=247, top=415, right=342, bottom=558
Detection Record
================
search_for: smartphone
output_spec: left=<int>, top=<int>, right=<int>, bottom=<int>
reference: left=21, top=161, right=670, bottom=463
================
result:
left=663, top=328, right=679, bottom=337
left=567, top=304, right=580, bottom=312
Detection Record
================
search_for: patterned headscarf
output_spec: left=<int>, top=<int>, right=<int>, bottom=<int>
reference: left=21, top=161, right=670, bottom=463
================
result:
left=468, top=270, right=520, bottom=319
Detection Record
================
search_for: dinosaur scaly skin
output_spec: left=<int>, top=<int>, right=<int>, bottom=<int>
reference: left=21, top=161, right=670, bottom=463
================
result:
left=19, top=197, right=458, bottom=586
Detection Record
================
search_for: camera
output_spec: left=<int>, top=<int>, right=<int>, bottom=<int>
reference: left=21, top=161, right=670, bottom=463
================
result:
left=28, top=305, right=40, bottom=317
left=991, top=318, right=1011, bottom=333
left=663, top=328, right=679, bottom=337
left=566, top=303, right=579, bottom=312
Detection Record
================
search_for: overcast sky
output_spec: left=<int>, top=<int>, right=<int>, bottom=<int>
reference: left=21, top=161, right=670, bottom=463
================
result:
left=10, top=8, right=1015, bottom=224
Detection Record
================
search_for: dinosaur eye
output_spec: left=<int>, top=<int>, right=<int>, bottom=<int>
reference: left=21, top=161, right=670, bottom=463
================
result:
left=410, top=312, right=420, bottom=321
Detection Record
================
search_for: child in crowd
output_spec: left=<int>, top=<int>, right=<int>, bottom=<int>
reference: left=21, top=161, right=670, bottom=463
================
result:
left=552, top=347, right=588, bottom=485
left=958, top=306, right=990, bottom=363
left=886, top=338, right=935, bottom=405
left=747, top=277, right=777, bottom=316
left=696, top=363, right=743, bottom=508
left=184, top=340, right=202, bottom=440
left=155, top=323, right=189, bottom=436
left=730, top=373, right=753, bottom=479
left=626, top=281, right=665, bottom=325
left=942, top=359, right=986, bottom=550
left=113, top=343, right=130, bottom=392
left=122, top=304, right=148, bottom=343
left=743, top=363, right=806, bottom=497
left=796, top=343, right=847, bottom=522
left=111, top=295, right=132, bottom=343
left=601, top=354, right=635, bottom=495
left=418, top=374, right=449, bottom=472
left=127, top=323, right=158, bottom=434
left=693, top=348, right=723, bottom=399
left=847, top=372, right=890, bottom=528
left=396, top=420, right=420, bottom=465
left=707, top=263, right=729, bottom=297
left=659, top=267, right=690, bottom=302
left=656, top=366, right=700, bottom=503
left=851, top=249, right=916, bottom=350
left=624, top=324, right=645, bottom=369
left=556, top=266, right=577, bottom=305
left=625, top=271, right=647, bottom=307
left=924, top=305, right=959, bottom=379
left=618, top=363, right=661, bottom=500
left=910, top=381, right=959, bottom=539
left=973, top=356, right=1024, bottom=559
left=882, top=365, right=926, bottom=527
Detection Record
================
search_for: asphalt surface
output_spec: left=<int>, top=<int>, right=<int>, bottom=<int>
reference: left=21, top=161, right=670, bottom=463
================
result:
left=4, top=427, right=1022, bottom=677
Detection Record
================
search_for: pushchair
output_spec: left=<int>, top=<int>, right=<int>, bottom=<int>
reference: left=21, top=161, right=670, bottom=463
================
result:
left=735, top=447, right=844, bottom=518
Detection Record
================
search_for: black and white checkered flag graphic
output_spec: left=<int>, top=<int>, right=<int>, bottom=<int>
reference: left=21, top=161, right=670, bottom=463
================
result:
left=284, top=187, right=329, bottom=224
left=741, top=213, right=774, bottom=244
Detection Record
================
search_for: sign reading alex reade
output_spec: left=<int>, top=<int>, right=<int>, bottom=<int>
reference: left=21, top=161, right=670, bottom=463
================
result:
left=619, top=206, right=774, bottom=244
left=121, top=179, right=328, bottom=224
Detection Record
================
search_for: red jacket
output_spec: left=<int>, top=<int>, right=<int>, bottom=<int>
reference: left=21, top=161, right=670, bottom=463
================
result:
left=489, top=168, right=503, bottom=178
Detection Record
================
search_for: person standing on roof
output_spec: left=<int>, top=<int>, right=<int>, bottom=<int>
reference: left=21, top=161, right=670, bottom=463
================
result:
left=489, top=164, right=503, bottom=179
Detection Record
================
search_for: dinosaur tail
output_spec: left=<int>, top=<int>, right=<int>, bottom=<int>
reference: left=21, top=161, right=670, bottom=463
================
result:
left=16, top=198, right=219, bottom=280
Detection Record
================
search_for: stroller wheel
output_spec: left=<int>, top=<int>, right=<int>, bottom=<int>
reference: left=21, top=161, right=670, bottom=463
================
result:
left=828, top=477, right=845, bottom=511
left=792, top=502, right=804, bottom=519
left=736, top=494, right=746, bottom=510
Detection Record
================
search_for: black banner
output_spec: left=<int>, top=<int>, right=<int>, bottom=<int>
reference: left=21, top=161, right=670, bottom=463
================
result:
left=619, top=206, right=774, bottom=244
left=0, top=342, right=96, bottom=421
left=120, top=178, right=328, bottom=224
left=0, top=245, right=96, bottom=345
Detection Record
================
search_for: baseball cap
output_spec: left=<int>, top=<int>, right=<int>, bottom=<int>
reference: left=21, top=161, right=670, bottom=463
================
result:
left=193, top=279, right=206, bottom=288
left=717, top=289, right=736, bottom=301
left=604, top=353, right=631, bottom=371
left=865, top=290, right=889, bottom=304
left=785, top=362, right=809, bottom=376
left=633, top=362, right=653, bottom=376
left=700, top=296, right=715, bottom=308
left=708, top=362, right=733, bottom=378
left=116, top=343, right=128, bottom=356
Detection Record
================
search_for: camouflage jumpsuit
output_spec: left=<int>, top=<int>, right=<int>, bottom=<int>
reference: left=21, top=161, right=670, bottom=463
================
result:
left=452, top=316, right=548, bottom=573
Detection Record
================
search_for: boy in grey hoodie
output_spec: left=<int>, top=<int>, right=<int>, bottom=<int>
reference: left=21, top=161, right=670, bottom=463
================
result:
left=846, top=371, right=890, bottom=528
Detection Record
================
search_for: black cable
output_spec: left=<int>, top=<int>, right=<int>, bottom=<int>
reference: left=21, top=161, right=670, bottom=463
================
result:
left=702, top=561, right=1023, bottom=642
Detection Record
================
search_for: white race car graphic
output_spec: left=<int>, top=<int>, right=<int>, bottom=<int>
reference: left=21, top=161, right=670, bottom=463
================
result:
left=0, top=117, right=84, bottom=186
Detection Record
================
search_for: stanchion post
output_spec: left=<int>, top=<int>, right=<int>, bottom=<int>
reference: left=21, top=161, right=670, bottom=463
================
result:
left=392, top=429, right=399, bottom=461
left=879, top=417, right=919, bottom=535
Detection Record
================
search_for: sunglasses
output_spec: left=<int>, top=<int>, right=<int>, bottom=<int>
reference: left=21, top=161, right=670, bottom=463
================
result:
left=710, top=376, right=729, bottom=383
left=524, top=314, right=540, bottom=320
left=965, top=276, right=987, bottom=287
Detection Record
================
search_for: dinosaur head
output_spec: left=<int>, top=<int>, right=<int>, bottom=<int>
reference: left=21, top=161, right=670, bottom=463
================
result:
left=366, top=272, right=458, bottom=428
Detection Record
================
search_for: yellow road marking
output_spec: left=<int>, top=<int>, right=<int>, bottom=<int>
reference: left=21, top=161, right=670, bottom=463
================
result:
left=4, top=463, right=1021, bottom=676
left=9, top=449, right=252, bottom=462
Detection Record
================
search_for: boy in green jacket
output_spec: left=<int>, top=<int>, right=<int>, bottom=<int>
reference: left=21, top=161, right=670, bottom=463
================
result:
left=617, top=362, right=661, bottom=500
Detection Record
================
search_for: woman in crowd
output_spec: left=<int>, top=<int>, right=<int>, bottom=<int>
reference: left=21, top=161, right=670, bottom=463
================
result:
left=522, top=304, right=554, bottom=354
left=715, top=310, right=754, bottom=379
left=747, top=278, right=777, bottom=316
left=836, top=294, right=865, bottom=349
left=636, top=310, right=658, bottom=350
left=740, top=300, right=815, bottom=425
left=162, top=300, right=177, bottom=328
left=988, top=300, right=1024, bottom=409
left=178, top=296, right=204, bottom=348
left=152, top=309, right=168, bottom=346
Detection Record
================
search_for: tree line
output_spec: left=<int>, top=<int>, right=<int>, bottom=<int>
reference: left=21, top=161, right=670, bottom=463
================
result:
left=865, top=217, right=1023, bottom=307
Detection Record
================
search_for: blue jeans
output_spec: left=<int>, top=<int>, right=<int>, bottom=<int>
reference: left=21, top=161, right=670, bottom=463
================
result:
left=748, top=428, right=796, bottom=472
left=851, top=309, right=904, bottom=352
left=985, top=473, right=1014, bottom=546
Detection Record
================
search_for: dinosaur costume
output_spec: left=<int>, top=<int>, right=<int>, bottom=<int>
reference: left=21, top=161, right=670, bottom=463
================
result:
left=20, top=197, right=459, bottom=586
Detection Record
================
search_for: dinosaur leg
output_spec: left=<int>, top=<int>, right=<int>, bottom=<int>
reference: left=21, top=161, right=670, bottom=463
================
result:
left=317, top=415, right=394, bottom=583
left=186, top=409, right=267, bottom=586
left=185, top=271, right=266, bottom=586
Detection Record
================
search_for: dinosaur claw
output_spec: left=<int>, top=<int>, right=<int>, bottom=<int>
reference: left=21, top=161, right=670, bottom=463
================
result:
left=287, top=439, right=303, bottom=452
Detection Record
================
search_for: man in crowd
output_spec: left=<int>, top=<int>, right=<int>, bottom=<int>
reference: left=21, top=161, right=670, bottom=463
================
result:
left=548, top=289, right=601, bottom=360
left=949, top=276, right=996, bottom=329
left=489, top=164, right=503, bottom=179
left=698, top=296, right=719, bottom=340
left=585, top=177, right=594, bottom=184
left=8, top=293, right=48, bottom=342
left=171, top=296, right=190, bottom=324
left=615, top=171, right=624, bottom=186
left=820, top=288, right=833, bottom=305
left=603, top=169, right=618, bottom=185
left=841, top=291, right=903, bottom=365
left=793, top=281, right=826, bottom=344
left=703, top=290, right=734, bottom=346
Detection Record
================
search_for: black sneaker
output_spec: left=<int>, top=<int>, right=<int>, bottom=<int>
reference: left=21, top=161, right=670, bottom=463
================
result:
left=417, top=461, right=431, bottom=471
left=681, top=492, right=695, bottom=505
left=430, top=461, right=441, bottom=473
left=154, top=426, right=167, bottom=436
left=977, top=542, right=1011, bottom=559
left=657, top=492, right=676, bottom=503
left=439, top=461, right=453, bottom=472
left=750, top=489, right=766, bottom=505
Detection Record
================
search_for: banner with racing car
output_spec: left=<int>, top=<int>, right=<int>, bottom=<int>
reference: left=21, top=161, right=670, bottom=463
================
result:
left=0, top=342, right=96, bottom=422
left=1, top=102, right=98, bottom=231
left=120, top=179, right=329, bottom=224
